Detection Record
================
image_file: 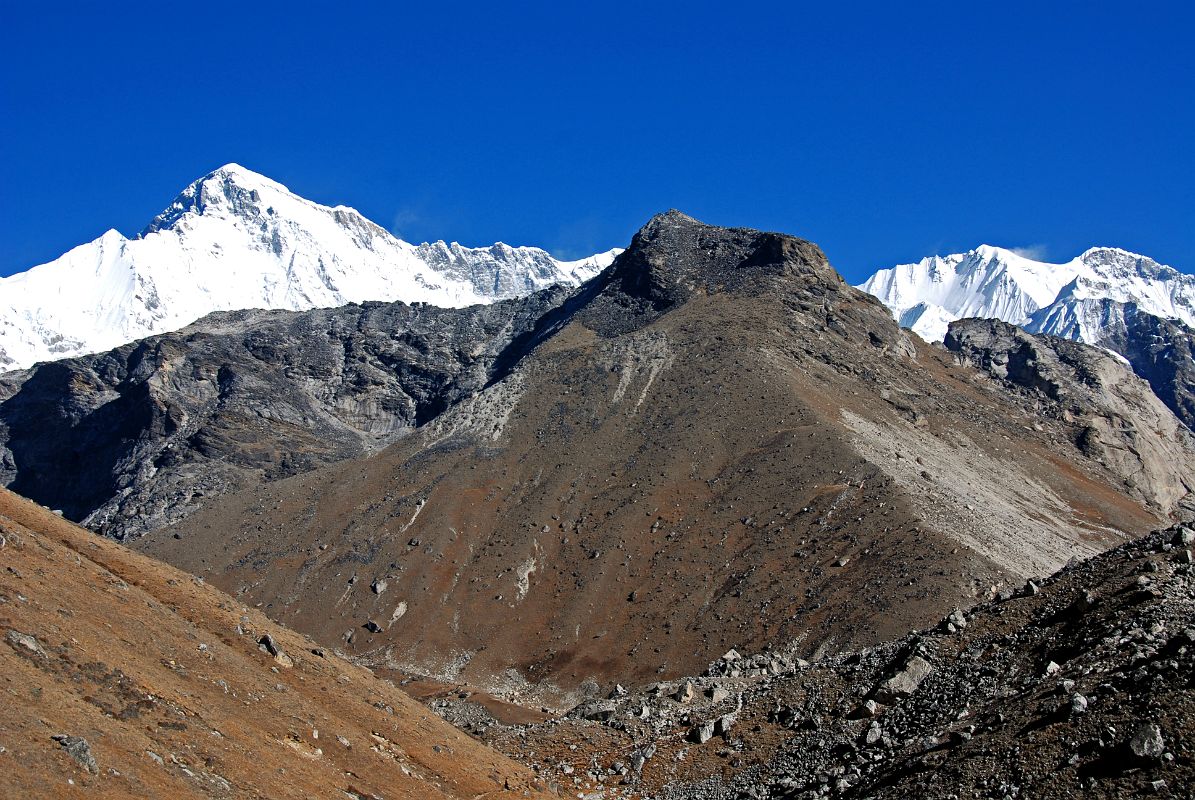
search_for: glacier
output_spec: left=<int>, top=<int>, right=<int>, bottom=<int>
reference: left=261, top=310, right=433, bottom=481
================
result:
left=0, top=164, right=619, bottom=371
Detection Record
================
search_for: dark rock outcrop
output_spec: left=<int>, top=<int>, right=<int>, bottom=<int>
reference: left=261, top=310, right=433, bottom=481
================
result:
left=0, top=287, right=569, bottom=539
left=944, top=317, right=1195, bottom=517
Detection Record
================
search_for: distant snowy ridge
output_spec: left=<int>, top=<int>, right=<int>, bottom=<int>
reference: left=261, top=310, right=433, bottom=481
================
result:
left=0, top=164, right=620, bottom=371
left=858, top=245, right=1195, bottom=344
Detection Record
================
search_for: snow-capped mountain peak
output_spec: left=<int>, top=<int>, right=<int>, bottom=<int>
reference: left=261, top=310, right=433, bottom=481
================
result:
left=856, top=244, right=1084, bottom=341
left=0, top=165, right=621, bottom=371
left=859, top=244, right=1194, bottom=345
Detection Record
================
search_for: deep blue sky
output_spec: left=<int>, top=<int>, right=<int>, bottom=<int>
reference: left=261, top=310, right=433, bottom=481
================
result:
left=2, top=2, right=1192, bottom=283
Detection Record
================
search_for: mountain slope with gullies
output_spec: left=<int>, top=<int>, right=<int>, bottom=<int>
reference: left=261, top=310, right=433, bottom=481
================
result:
left=0, top=487, right=551, bottom=799
left=134, top=212, right=1195, bottom=704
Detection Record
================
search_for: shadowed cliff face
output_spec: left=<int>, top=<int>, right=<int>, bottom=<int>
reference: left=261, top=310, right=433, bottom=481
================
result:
left=0, top=288, right=570, bottom=538
left=124, top=213, right=1192, bottom=701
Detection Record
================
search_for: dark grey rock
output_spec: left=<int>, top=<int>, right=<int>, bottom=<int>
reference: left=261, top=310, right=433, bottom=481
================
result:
left=5, top=629, right=44, bottom=656
left=689, top=720, right=716, bottom=744
left=1128, top=723, right=1165, bottom=760
left=51, top=734, right=98, bottom=774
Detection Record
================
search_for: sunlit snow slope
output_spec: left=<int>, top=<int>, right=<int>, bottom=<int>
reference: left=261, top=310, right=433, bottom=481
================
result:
left=859, top=245, right=1195, bottom=343
left=0, top=164, right=619, bottom=371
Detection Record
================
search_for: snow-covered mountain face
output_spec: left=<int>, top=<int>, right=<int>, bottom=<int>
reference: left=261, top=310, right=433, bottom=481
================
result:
left=858, top=245, right=1195, bottom=345
left=0, top=164, right=619, bottom=371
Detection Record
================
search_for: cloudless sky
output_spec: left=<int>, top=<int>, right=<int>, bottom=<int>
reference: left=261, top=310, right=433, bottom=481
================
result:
left=1, top=1, right=1192, bottom=283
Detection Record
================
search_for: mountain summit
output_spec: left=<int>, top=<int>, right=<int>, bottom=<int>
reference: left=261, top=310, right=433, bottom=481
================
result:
left=0, top=164, right=618, bottom=371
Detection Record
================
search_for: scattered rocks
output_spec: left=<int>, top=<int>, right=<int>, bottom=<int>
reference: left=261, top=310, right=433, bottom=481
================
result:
left=474, top=525, right=1195, bottom=800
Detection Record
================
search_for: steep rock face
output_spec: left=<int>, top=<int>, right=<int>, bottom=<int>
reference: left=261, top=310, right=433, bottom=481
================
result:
left=942, top=318, right=1195, bottom=517
left=0, top=164, right=617, bottom=371
left=0, top=488, right=550, bottom=799
left=135, top=213, right=1187, bottom=700
left=0, top=288, right=569, bottom=539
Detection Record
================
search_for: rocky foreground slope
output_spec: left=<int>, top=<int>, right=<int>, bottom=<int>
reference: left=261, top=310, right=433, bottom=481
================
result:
left=129, top=212, right=1195, bottom=701
left=478, top=522, right=1195, bottom=799
left=0, top=487, right=550, bottom=799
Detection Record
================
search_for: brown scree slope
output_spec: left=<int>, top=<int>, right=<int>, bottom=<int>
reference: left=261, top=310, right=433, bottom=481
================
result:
left=0, top=487, right=553, bottom=799
left=140, top=212, right=1195, bottom=704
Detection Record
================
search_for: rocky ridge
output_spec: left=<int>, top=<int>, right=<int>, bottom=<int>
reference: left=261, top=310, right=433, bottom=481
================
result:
left=942, top=317, right=1195, bottom=517
left=1088, top=303, right=1195, bottom=431
left=857, top=246, right=1195, bottom=430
